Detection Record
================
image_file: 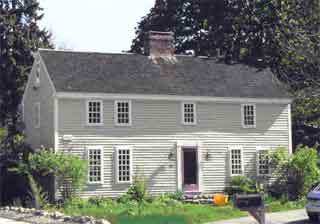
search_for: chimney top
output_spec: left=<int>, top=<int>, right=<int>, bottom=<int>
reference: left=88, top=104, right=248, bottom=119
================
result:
left=144, top=31, right=175, bottom=59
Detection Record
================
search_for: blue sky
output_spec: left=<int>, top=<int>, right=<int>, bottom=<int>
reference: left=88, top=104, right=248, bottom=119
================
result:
left=39, top=0, right=155, bottom=53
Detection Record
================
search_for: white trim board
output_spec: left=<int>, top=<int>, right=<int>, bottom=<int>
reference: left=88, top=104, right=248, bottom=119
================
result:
left=56, top=92, right=292, bottom=104
left=288, top=104, right=293, bottom=154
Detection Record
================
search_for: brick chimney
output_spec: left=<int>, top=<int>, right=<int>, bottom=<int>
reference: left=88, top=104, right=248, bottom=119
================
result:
left=144, top=31, right=175, bottom=59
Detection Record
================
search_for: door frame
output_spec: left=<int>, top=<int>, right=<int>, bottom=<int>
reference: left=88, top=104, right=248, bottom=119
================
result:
left=176, top=141, right=202, bottom=192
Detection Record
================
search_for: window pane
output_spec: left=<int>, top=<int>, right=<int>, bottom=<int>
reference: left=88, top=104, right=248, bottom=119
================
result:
left=243, top=105, right=255, bottom=127
left=117, top=101, right=130, bottom=124
left=88, top=148, right=102, bottom=183
left=117, top=148, right=131, bottom=182
left=231, top=149, right=242, bottom=175
left=88, top=101, right=102, bottom=124
left=258, top=150, right=269, bottom=175
left=183, top=103, right=195, bottom=124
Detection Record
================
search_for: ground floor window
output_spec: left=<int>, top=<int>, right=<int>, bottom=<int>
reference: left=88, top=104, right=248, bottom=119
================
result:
left=87, top=146, right=103, bottom=184
left=229, top=146, right=243, bottom=176
left=257, top=148, right=270, bottom=176
left=116, top=146, right=132, bottom=183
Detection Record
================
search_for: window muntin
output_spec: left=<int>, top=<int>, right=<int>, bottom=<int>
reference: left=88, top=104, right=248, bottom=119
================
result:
left=229, top=146, right=243, bottom=176
left=88, top=147, right=103, bottom=184
left=257, top=149, right=270, bottom=176
left=87, top=100, right=103, bottom=125
left=34, top=102, right=40, bottom=128
left=115, top=100, right=131, bottom=126
left=242, top=104, right=256, bottom=128
left=116, top=146, right=132, bottom=183
left=182, top=102, right=196, bottom=125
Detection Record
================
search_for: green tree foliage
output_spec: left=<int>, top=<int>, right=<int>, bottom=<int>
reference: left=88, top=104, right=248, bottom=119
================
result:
left=293, top=97, right=320, bottom=150
left=0, top=0, right=52, bottom=132
left=29, top=150, right=87, bottom=201
left=130, top=0, right=320, bottom=148
left=269, top=146, right=320, bottom=199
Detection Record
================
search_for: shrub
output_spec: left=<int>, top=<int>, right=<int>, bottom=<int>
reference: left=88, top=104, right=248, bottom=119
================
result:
left=126, top=176, right=148, bottom=203
left=117, top=176, right=149, bottom=216
left=269, top=145, right=320, bottom=199
left=65, top=197, right=89, bottom=209
left=229, top=176, right=257, bottom=195
left=29, top=149, right=87, bottom=201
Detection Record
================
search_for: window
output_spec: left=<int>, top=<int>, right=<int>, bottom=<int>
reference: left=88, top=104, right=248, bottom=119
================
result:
left=182, top=102, right=196, bottom=125
left=257, top=148, right=270, bottom=176
left=87, top=100, right=103, bottom=125
left=34, top=102, right=40, bottom=128
left=229, top=146, right=243, bottom=176
left=115, top=100, right=131, bottom=126
left=242, top=104, right=256, bottom=128
left=116, top=146, right=132, bottom=183
left=87, top=146, right=103, bottom=184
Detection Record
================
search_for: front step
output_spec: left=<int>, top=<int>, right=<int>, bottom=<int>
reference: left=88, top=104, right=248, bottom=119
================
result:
left=182, top=193, right=214, bottom=204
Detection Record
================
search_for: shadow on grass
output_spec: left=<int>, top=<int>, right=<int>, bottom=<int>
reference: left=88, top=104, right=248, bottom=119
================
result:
left=109, top=214, right=191, bottom=224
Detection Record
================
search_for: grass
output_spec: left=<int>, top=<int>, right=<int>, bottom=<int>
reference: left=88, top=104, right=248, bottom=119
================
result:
left=58, top=196, right=305, bottom=224
left=60, top=199, right=247, bottom=224
left=265, top=196, right=306, bottom=213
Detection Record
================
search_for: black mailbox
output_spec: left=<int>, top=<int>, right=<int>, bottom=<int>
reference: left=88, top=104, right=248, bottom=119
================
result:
left=234, top=194, right=263, bottom=208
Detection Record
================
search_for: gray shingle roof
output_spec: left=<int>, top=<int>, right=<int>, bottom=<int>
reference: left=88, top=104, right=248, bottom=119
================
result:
left=39, top=49, right=290, bottom=99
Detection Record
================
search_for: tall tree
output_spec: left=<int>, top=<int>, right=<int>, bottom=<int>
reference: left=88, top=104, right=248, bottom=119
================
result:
left=0, top=0, right=52, bottom=133
left=131, top=0, right=320, bottom=92
left=131, top=0, right=320, bottom=150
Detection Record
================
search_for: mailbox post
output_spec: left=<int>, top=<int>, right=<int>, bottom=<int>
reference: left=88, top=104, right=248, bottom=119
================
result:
left=233, top=194, right=267, bottom=224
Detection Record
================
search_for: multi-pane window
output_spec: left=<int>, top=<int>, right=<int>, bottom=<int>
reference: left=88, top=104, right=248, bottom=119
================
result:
left=242, top=104, right=256, bottom=128
left=34, top=102, right=40, bottom=128
left=88, top=147, right=103, bottom=184
left=115, top=101, right=131, bottom=126
left=182, top=102, right=196, bottom=125
left=87, top=100, right=103, bottom=125
left=116, top=146, right=132, bottom=183
left=229, top=146, right=243, bottom=175
left=257, top=149, right=270, bottom=176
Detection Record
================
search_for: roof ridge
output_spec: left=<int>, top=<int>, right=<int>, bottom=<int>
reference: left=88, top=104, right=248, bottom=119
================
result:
left=38, top=48, right=136, bottom=56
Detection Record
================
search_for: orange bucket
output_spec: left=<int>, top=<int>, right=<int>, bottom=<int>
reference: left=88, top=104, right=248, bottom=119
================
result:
left=213, top=194, right=228, bottom=206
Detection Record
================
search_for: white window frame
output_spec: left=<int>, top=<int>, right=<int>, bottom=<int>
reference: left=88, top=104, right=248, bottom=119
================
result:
left=86, top=100, right=103, bottom=126
left=181, top=102, right=197, bottom=125
left=114, top=100, right=132, bottom=126
left=241, top=104, right=256, bottom=128
left=34, top=102, right=40, bottom=128
left=256, top=146, right=271, bottom=177
left=87, top=146, right=104, bottom=184
left=228, top=145, right=244, bottom=176
left=115, top=146, right=133, bottom=184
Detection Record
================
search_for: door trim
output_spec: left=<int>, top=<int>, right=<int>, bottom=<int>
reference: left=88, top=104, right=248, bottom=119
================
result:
left=176, top=141, right=202, bottom=192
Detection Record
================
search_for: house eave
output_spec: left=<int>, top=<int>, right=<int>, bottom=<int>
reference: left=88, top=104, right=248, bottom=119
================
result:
left=55, top=91, right=292, bottom=104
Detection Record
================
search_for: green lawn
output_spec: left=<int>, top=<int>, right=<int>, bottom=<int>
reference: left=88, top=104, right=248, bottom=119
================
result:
left=61, top=200, right=247, bottom=224
left=59, top=196, right=305, bottom=224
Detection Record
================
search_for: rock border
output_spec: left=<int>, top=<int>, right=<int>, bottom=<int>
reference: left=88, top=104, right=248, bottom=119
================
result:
left=0, top=206, right=110, bottom=224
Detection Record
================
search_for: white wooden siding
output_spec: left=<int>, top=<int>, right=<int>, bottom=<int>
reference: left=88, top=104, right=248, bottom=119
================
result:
left=23, top=55, right=55, bottom=149
left=57, top=99, right=290, bottom=197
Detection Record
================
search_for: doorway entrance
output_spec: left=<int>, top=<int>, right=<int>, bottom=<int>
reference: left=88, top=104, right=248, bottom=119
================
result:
left=183, top=148, right=198, bottom=192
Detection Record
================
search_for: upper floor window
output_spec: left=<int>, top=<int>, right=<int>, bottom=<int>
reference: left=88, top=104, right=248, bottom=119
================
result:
left=242, top=104, right=256, bottom=128
left=34, top=102, right=40, bottom=128
left=257, top=147, right=270, bottom=176
left=87, top=100, right=103, bottom=125
left=115, top=146, right=133, bottom=183
left=87, top=146, right=103, bottom=184
left=182, top=102, right=196, bottom=125
left=115, top=100, right=131, bottom=126
left=229, top=145, right=243, bottom=176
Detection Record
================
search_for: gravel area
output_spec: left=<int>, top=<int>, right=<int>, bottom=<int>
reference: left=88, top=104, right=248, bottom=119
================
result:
left=0, top=210, right=74, bottom=224
left=0, top=207, right=110, bottom=224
